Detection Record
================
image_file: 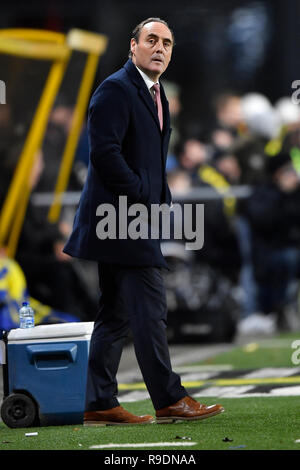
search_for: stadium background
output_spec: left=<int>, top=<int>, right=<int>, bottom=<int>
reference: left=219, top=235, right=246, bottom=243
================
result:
left=0, top=0, right=300, bottom=338
left=0, top=0, right=300, bottom=451
left=0, top=0, right=300, bottom=341
left=1, top=0, right=299, bottom=132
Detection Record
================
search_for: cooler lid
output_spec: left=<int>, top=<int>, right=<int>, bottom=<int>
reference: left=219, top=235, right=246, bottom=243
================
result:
left=0, top=340, right=5, bottom=364
left=7, top=322, right=94, bottom=342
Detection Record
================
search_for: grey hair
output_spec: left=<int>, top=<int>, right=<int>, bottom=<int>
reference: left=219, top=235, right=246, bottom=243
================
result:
left=128, top=17, right=175, bottom=58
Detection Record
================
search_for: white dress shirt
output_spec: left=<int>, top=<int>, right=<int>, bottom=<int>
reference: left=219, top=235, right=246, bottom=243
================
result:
left=134, top=65, right=173, bottom=207
left=135, top=65, right=159, bottom=99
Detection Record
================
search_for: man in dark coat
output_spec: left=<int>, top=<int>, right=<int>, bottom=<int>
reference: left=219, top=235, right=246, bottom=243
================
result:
left=64, top=18, right=224, bottom=425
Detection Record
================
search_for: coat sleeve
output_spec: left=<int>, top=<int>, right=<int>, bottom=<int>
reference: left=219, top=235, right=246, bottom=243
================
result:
left=88, top=79, right=145, bottom=203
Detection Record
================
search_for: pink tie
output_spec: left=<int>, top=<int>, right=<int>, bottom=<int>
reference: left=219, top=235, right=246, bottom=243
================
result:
left=152, top=84, right=163, bottom=131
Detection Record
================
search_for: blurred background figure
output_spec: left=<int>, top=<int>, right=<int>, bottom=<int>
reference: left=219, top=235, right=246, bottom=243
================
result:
left=241, top=93, right=281, bottom=142
left=161, top=80, right=182, bottom=173
left=239, top=153, right=300, bottom=333
left=35, top=96, right=83, bottom=201
left=176, top=138, right=211, bottom=186
left=167, top=169, right=191, bottom=195
left=213, top=152, right=242, bottom=186
left=212, top=92, right=244, bottom=137
left=226, top=93, right=281, bottom=186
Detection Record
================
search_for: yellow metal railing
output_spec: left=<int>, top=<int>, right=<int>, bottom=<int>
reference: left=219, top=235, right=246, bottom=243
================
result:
left=48, top=29, right=108, bottom=223
left=0, top=29, right=70, bottom=256
left=0, top=28, right=107, bottom=258
left=0, top=29, right=68, bottom=59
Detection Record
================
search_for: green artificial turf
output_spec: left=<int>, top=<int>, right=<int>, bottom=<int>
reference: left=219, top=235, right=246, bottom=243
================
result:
left=1, top=331, right=300, bottom=451
left=195, top=332, right=300, bottom=370
left=0, top=396, right=299, bottom=450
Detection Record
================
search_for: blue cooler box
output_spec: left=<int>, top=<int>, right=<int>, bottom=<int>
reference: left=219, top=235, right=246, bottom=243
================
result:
left=1, top=322, right=94, bottom=427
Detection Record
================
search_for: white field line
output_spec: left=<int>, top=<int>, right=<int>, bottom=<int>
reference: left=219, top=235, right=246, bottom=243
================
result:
left=89, top=442, right=197, bottom=449
left=241, top=367, right=300, bottom=379
left=251, top=339, right=299, bottom=349
left=193, top=384, right=300, bottom=398
left=174, top=364, right=233, bottom=372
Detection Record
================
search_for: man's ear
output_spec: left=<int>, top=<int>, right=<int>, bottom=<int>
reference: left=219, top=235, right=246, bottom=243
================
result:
left=130, top=38, right=136, bottom=57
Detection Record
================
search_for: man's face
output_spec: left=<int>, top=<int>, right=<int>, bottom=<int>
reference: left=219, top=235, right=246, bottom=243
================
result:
left=130, top=22, right=173, bottom=81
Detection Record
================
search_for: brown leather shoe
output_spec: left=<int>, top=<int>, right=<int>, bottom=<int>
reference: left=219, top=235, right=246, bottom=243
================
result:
left=84, top=406, right=155, bottom=426
left=156, top=396, right=224, bottom=423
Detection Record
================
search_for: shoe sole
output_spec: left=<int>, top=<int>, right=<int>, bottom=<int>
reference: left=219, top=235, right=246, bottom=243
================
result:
left=156, top=407, right=225, bottom=424
left=83, top=419, right=155, bottom=427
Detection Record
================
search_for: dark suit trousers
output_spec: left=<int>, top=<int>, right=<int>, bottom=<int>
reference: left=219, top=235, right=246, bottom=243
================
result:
left=85, top=263, right=187, bottom=411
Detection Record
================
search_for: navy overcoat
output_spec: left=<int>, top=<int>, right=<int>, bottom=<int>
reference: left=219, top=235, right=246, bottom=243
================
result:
left=63, top=59, right=172, bottom=268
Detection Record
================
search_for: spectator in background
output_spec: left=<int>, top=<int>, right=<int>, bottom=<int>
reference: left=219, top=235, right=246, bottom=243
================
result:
left=227, top=93, right=281, bottom=185
left=167, top=169, right=191, bottom=195
left=275, top=97, right=300, bottom=137
left=228, top=136, right=268, bottom=185
left=211, top=127, right=235, bottom=153
left=161, top=80, right=182, bottom=173
left=36, top=99, right=74, bottom=194
left=176, top=138, right=211, bottom=186
left=35, top=96, right=83, bottom=203
left=192, top=147, right=242, bottom=283
left=282, top=124, right=300, bottom=174
left=213, top=151, right=242, bottom=186
left=241, top=152, right=300, bottom=331
left=212, top=92, right=244, bottom=136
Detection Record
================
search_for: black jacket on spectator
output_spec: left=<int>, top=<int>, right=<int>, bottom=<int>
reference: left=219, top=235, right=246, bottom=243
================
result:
left=243, top=183, right=300, bottom=250
left=241, top=182, right=300, bottom=282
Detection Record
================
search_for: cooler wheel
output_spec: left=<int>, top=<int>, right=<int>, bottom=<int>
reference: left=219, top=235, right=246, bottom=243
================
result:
left=1, top=393, right=38, bottom=428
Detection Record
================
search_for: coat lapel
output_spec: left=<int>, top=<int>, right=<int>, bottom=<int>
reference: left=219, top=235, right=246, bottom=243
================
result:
left=160, top=82, right=170, bottom=136
left=124, top=60, right=168, bottom=134
left=138, top=87, right=161, bottom=132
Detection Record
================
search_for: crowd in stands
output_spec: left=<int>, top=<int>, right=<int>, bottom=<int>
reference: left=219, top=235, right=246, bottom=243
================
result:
left=163, top=82, right=300, bottom=335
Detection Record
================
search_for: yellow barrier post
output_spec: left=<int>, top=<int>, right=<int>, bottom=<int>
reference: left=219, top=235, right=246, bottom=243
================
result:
left=0, top=28, right=108, bottom=257
left=5, top=59, right=70, bottom=258
left=48, top=30, right=108, bottom=223
left=0, top=30, right=70, bottom=253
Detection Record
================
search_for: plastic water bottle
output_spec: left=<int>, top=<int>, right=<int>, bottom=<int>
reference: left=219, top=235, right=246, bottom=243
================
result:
left=19, top=301, right=35, bottom=329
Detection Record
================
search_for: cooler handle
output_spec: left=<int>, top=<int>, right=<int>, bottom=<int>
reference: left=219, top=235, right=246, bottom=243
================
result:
left=26, top=343, right=77, bottom=365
